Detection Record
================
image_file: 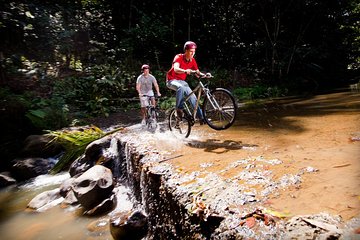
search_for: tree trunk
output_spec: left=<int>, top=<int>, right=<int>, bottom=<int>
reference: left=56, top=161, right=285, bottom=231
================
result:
left=128, top=0, right=133, bottom=30
left=187, top=0, right=191, bottom=40
left=0, top=52, right=5, bottom=86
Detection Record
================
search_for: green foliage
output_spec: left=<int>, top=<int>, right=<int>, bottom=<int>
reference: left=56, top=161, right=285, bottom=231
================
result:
left=0, top=87, right=70, bottom=130
left=53, top=63, right=137, bottom=116
left=85, top=97, right=110, bottom=117
left=159, top=97, right=176, bottom=110
left=207, top=69, right=234, bottom=89
left=46, top=126, right=105, bottom=173
left=46, top=125, right=123, bottom=173
left=233, top=85, right=288, bottom=101
left=25, top=96, right=70, bottom=130
left=340, top=0, right=360, bottom=70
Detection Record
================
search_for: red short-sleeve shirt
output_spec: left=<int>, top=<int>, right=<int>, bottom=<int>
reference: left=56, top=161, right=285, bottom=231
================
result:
left=166, top=54, right=199, bottom=81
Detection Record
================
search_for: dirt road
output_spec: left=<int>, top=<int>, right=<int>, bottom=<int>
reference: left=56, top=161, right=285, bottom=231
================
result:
left=166, top=90, right=360, bottom=221
left=93, top=90, right=360, bottom=221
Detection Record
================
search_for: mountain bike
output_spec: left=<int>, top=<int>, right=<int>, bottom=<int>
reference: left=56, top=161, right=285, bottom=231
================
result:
left=168, top=72, right=237, bottom=138
left=142, top=95, right=160, bottom=130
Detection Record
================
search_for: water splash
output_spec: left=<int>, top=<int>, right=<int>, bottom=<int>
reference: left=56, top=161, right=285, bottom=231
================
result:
left=20, top=172, right=70, bottom=189
left=122, top=120, right=219, bottom=154
left=109, top=185, right=134, bottom=215
left=103, top=137, right=120, bottom=178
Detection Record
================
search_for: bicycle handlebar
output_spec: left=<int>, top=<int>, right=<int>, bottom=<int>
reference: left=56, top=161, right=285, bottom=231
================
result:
left=189, top=70, right=213, bottom=79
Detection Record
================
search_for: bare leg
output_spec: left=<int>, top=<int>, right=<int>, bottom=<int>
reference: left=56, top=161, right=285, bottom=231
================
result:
left=141, top=107, right=146, bottom=120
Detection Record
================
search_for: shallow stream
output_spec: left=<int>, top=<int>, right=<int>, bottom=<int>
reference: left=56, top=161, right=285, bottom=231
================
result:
left=0, top=124, right=212, bottom=239
left=0, top=172, right=136, bottom=239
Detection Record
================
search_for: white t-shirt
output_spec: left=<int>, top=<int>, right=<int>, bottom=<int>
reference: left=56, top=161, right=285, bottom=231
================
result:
left=136, top=73, right=157, bottom=96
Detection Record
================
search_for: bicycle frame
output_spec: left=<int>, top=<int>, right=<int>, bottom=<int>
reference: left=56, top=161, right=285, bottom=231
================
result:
left=182, top=80, right=217, bottom=123
left=143, top=95, right=159, bottom=129
left=169, top=72, right=237, bottom=137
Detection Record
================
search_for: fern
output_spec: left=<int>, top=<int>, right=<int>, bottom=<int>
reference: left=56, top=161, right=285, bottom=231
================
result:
left=46, top=125, right=123, bottom=174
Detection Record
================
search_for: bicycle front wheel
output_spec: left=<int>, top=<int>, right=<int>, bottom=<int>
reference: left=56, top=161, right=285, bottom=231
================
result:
left=203, top=88, right=237, bottom=130
left=146, top=108, right=158, bottom=130
left=168, top=108, right=191, bottom=138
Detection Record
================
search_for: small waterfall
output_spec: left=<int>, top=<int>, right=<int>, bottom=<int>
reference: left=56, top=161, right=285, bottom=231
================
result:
left=104, top=137, right=120, bottom=179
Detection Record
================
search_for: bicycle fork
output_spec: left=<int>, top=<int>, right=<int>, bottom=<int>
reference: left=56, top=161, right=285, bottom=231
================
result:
left=205, top=91, right=222, bottom=111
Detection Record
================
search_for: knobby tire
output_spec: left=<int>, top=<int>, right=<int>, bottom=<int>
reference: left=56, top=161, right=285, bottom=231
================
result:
left=202, top=88, right=237, bottom=130
left=168, top=108, right=191, bottom=138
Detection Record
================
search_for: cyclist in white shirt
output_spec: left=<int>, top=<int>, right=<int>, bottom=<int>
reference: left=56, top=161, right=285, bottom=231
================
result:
left=136, top=64, right=161, bottom=124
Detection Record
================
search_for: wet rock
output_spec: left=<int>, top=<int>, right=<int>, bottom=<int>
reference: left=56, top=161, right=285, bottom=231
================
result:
left=100, top=137, right=122, bottom=179
left=87, top=218, right=109, bottom=235
left=140, top=164, right=209, bottom=239
left=110, top=210, right=148, bottom=240
left=21, top=135, right=63, bottom=158
left=11, top=157, right=54, bottom=181
left=27, top=188, right=64, bottom=211
left=72, top=165, right=114, bottom=210
left=84, top=193, right=116, bottom=216
left=62, top=190, right=78, bottom=205
left=59, top=177, right=75, bottom=198
left=59, top=176, right=79, bottom=205
left=69, top=136, right=112, bottom=177
left=0, top=172, right=16, bottom=187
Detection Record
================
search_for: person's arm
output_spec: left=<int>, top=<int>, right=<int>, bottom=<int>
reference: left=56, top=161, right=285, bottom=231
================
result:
left=136, top=80, right=142, bottom=96
left=154, top=80, right=161, bottom=96
left=174, top=62, right=193, bottom=75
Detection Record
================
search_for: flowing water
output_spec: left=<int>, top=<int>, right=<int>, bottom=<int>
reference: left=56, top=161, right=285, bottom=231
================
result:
left=0, top=172, right=134, bottom=240
left=0, top=123, right=216, bottom=239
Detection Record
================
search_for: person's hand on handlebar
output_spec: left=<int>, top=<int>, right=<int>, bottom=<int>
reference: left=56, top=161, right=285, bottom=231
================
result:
left=185, top=69, right=196, bottom=75
left=195, top=71, right=213, bottom=78
left=187, top=69, right=213, bottom=79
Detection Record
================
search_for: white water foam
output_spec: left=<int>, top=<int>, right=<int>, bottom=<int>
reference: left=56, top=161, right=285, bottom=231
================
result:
left=21, top=172, right=70, bottom=189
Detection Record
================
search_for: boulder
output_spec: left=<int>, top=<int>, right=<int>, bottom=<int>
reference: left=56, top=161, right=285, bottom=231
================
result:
left=72, top=165, right=114, bottom=210
left=11, top=157, right=53, bottom=181
left=110, top=210, right=148, bottom=240
left=59, top=177, right=76, bottom=198
left=27, top=188, right=64, bottom=211
left=69, top=136, right=112, bottom=177
left=63, top=190, right=78, bottom=205
left=0, top=172, right=16, bottom=187
left=21, top=135, right=63, bottom=158
left=84, top=193, right=116, bottom=216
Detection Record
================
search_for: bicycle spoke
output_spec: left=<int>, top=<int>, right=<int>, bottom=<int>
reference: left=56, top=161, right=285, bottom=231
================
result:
left=145, top=107, right=159, bottom=131
left=203, top=89, right=237, bottom=130
left=168, top=108, right=191, bottom=138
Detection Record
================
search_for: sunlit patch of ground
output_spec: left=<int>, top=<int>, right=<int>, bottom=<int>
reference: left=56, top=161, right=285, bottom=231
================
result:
left=122, top=91, right=360, bottom=222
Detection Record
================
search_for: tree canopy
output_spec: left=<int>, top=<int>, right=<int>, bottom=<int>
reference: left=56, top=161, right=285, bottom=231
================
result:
left=1, top=0, right=358, bottom=85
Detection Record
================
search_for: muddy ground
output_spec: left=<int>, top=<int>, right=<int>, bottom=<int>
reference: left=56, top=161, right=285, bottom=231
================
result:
left=90, top=89, right=360, bottom=223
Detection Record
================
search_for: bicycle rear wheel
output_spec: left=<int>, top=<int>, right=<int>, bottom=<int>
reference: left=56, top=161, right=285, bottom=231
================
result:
left=168, top=108, right=191, bottom=138
left=203, top=88, right=237, bottom=130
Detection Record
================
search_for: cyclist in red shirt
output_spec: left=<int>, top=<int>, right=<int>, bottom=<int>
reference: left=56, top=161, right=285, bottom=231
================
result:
left=166, top=41, right=205, bottom=124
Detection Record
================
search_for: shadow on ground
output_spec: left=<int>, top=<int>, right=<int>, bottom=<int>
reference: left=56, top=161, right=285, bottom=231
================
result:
left=186, top=139, right=258, bottom=153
